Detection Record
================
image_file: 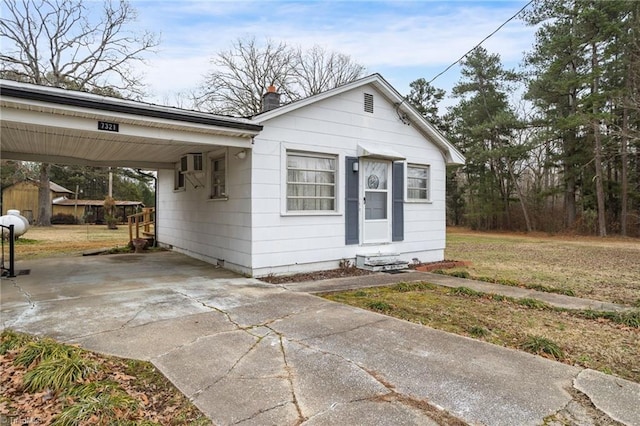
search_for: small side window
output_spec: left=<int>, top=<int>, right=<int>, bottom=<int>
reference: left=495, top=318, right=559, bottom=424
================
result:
left=210, top=153, right=227, bottom=199
left=174, top=167, right=185, bottom=191
left=407, top=164, right=429, bottom=201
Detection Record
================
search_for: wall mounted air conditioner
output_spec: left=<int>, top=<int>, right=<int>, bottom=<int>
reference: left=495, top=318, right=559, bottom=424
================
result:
left=179, top=153, right=204, bottom=174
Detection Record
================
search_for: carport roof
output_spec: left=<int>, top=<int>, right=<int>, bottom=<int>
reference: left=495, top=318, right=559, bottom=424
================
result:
left=0, top=80, right=263, bottom=169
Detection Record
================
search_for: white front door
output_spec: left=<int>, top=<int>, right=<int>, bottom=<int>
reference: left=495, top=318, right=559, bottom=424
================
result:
left=361, top=159, right=392, bottom=244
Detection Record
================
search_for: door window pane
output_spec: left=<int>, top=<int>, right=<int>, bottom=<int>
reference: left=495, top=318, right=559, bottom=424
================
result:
left=365, top=192, right=387, bottom=219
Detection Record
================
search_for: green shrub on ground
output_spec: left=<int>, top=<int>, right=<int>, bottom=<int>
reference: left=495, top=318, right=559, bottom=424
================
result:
left=449, top=287, right=482, bottom=297
left=519, top=335, right=564, bottom=360
left=392, top=282, right=437, bottom=292
left=517, top=298, right=550, bottom=310
left=367, top=301, right=392, bottom=311
left=23, top=354, right=99, bottom=392
left=0, top=329, right=33, bottom=355
left=14, top=338, right=78, bottom=368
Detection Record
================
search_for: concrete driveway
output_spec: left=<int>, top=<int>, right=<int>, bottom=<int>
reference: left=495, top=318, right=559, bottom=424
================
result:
left=1, top=252, right=638, bottom=426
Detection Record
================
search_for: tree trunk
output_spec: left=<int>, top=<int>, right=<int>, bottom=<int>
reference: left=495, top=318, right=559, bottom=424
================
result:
left=591, top=42, right=607, bottom=237
left=621, top=104, right=629, bottom=236
left=36, top=163, right=52, bottom=226
left=508, top=163, right=533, bottom=232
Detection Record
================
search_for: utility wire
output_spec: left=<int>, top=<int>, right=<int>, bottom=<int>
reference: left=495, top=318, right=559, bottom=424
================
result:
left=428, top=0, right=534, bottom=85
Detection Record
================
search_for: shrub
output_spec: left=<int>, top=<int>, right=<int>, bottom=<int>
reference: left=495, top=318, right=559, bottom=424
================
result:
left=578, top=309, right=640, bottom=328
left=448, top=270, right=470, bottom=279
left=469, top=326, right=489, bottom=337
left=616, top=310, right=640, bottom=328
left=0, top=329, right=33, bottom=355
left=367, top=301, right=392, bottom=311
left=450, top=287, right=482, bottom=297
left=51, top=213, right=78, bottom=225
left=14, top=338, right=78, bottom=368
left=54, top=386, right=138, bottom=426
left=519, top=335, right=564, bottom=360
left=517, top=298, right=549, bottom=310
left=392, top=282, right=437, bottom=292
left=23, top=353, right=99, bottom=392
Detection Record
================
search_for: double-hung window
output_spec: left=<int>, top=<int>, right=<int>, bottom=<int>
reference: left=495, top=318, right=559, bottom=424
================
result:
left=407, top=164, right=430, bottom=201
left=210, top=153, right=227, bottom=199
left=287, top=152, right=337, bottom=212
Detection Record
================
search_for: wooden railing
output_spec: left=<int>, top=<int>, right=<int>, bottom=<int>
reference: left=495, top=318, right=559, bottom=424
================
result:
left=128, top=207, right=155, bottom=243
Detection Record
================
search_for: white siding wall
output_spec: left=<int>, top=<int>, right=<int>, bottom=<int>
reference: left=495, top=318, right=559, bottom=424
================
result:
left=251, top=86, right=447, bottom=276
left=157, top=146, right=253, bottom=274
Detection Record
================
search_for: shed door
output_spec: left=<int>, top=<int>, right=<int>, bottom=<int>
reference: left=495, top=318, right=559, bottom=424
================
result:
left=361, top=159, right=391, bottom=243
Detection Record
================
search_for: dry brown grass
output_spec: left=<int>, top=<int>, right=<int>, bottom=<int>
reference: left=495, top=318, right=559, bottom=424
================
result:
left=13, top=225, right=130, bottom=259
left=324, top=228, right=640, bottom=384
left=445, top=228, right=640, bottom=305
left=325, top=285, right=640, bottom=383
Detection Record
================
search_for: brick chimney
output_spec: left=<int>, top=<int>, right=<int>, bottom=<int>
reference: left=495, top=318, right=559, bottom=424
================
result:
left=262, top=85, right=281, bottom=112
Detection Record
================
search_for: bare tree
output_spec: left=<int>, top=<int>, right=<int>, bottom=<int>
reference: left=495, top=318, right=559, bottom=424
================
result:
left=1, top=0, right=159, bottom=225
left=1, top=0, right=158, bottom=97
left=199, top=37, right=365, bottom=116
left=199, top=37, right=298, bottom=116
left=293, top=45, right=365, bottom=97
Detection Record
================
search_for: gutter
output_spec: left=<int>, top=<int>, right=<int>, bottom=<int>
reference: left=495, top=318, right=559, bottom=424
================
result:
left=0, top=83, right=263, bottom=133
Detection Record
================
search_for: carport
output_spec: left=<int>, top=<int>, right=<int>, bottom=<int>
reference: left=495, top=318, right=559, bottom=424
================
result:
left=0, top=79, right=262, bottom=169
left=0, top=80, right=262, bottom=170
left=0, top=80, right=262, bottom=271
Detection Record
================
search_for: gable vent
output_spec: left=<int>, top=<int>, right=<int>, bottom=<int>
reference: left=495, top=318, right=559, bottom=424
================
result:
left=364, top=93, right=374, bottom=113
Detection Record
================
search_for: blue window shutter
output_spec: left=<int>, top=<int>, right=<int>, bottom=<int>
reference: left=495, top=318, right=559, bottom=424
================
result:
left=392, top=162, right=404, bottom=241
left=345, top=157, right=359, bottom=245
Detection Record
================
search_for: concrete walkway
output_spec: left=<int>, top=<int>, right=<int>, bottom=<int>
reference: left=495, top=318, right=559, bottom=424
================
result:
left=1, top=252, right=639, bottom=426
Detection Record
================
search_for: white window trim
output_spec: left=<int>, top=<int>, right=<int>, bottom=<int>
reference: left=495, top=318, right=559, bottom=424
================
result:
left=406, top=163, right=431, bottom=203
left=208, top=148, right=228, bottom=200
left=173, top=166, right=186, bottom=192
left=281, top=144, right=341, bottom=216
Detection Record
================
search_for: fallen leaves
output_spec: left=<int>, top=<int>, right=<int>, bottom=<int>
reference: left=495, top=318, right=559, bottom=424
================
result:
left=0, top=332, right=210, bottom=426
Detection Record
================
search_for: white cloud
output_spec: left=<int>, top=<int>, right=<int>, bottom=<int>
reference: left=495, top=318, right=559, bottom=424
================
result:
left=133, top=1, right=536, bottom=105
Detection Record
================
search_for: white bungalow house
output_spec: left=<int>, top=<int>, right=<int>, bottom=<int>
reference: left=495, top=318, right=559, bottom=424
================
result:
left=156, top=74, right=464, bottom=276
left=0, top=74, right=464, bottom=277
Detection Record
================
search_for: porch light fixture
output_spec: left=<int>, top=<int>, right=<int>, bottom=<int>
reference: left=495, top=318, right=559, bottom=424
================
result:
left=352, top=161, right=359, bottom=172
left=235, top=149, right=247, bottom=160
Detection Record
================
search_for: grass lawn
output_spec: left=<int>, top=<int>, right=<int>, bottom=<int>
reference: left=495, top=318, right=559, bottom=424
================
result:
left=13, top=225, right=131, bottom=259
left=324, top=228, right=640, bottom=384
left=444, top=227, right=640, bottom=306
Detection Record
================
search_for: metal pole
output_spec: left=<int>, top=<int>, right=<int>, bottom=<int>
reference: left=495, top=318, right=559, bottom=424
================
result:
left=8, top=224, right=15, bottom=278
left=108, top=167, right=113, bottom=198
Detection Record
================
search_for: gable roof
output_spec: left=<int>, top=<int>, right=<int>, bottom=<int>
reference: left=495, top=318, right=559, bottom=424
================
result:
left=49, top=181, right=74, bottom=194
left=251, top=74, right=465, bottom=165
left=3, top=179, right=73, bottom=194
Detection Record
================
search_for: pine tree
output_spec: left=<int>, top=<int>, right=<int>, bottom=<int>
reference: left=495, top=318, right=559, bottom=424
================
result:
left=448, top=47, right=527, bottom=230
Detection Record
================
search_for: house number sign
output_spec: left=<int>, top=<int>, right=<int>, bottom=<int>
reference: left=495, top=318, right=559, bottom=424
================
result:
left=98, top=121, right=119, bottom=132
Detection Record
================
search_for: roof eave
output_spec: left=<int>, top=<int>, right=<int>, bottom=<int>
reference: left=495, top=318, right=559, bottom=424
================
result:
left=252, top=73, right=465, bottom=165
left=0, top=80, right=263, bottom=133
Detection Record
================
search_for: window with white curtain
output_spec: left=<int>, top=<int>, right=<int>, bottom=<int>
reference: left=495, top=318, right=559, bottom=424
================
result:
left=407, top=164, right=430, bottom=200
left=210, top=153, right=227, bottom=199
left=286, top=152, right=336, bottom=211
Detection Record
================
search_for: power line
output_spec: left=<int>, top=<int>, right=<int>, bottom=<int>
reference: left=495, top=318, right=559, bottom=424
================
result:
left=427, top=0, right=534, bottom=85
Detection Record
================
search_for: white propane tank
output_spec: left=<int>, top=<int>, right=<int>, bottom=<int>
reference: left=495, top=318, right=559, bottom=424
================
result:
left=7, top=210, right=30, bottom=230
left=1, top=211, right=29, bottom=238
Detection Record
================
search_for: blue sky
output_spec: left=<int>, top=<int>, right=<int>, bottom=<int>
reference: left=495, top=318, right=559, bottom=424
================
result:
left=131, top=1, right=537, bottom=107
